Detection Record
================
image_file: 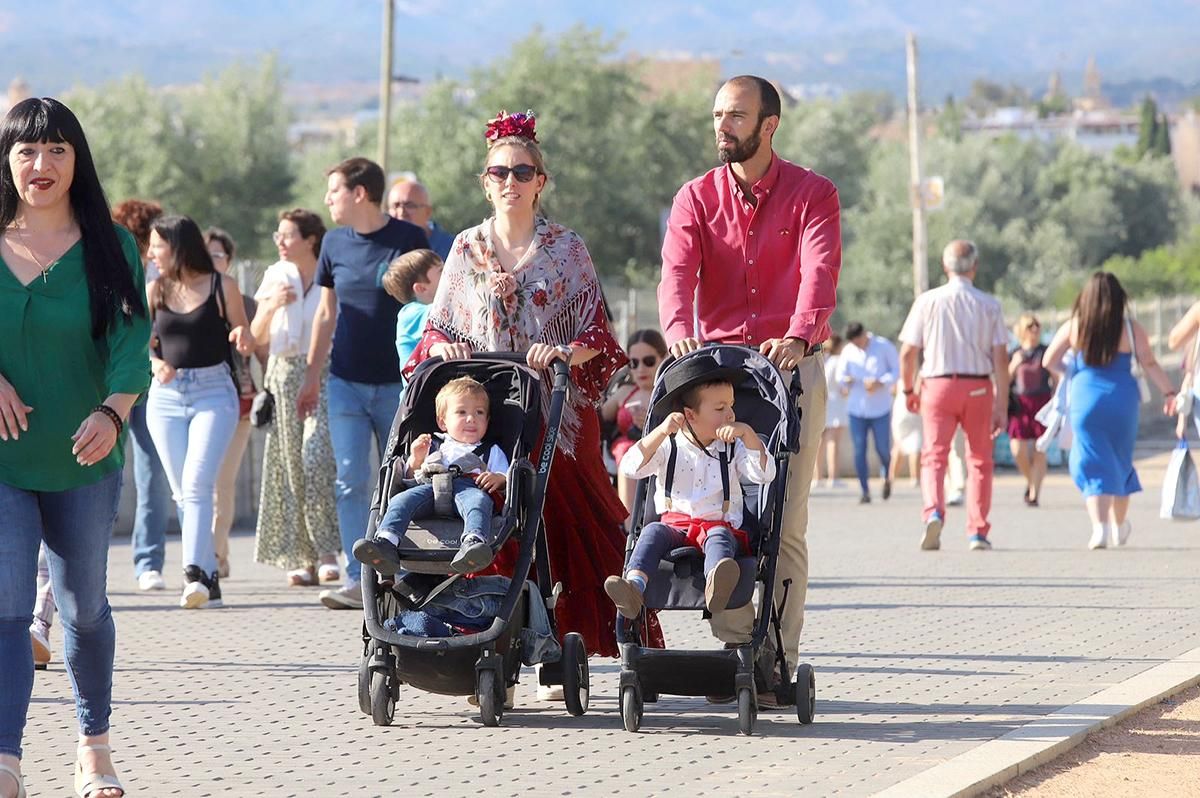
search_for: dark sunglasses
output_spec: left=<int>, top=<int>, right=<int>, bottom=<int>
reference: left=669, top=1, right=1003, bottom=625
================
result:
left=484, top=164, right=539, bottom=183
left=629, top=355, right=658, bottom=369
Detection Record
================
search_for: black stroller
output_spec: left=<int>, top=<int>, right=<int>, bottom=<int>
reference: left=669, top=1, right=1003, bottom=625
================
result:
left=358, top=353, right=589, bottom=727
left=615, top=344, right=817, bottom=735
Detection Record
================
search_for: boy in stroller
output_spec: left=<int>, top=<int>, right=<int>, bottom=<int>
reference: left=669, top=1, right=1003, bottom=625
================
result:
left=604, top=354, right=776, bottom=619
left=353, top=376, right=509, bottom=574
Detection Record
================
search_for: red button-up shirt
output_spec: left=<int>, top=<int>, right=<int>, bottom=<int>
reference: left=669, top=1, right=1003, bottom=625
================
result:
left=658, top=154, right=842, bottom=348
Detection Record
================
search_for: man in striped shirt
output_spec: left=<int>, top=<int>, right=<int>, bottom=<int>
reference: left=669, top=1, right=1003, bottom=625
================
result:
left=898, top=240, right=1009, bottom=551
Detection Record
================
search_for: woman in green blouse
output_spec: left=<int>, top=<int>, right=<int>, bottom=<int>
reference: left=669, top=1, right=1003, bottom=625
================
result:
left=0, top=98, right=149, bottom=798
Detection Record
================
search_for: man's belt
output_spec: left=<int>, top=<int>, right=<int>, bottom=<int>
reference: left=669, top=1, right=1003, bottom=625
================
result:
left=927, top=373, right=990, bottom=379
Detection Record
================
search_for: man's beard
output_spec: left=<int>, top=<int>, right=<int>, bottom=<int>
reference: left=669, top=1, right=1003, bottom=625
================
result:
left=717, top=117, right=764, bottom=164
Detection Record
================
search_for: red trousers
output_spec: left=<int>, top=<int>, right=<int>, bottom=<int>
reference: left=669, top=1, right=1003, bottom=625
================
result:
left=919, top=377, right=995, bottom=537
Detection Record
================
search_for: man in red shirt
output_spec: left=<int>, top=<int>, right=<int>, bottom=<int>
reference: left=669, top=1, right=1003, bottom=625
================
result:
left=659, top=75, right=842, bottom=702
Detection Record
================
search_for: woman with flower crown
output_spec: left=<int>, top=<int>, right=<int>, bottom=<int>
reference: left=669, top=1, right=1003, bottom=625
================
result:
left=405, top=111, right=662, bottom=660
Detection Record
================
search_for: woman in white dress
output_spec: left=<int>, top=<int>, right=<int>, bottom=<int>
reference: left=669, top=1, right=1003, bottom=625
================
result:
left=819, top=335, right=849, bottom=487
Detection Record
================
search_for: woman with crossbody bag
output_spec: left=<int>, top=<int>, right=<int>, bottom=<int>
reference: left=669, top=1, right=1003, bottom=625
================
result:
left=146, top=215, right=255, bottom=609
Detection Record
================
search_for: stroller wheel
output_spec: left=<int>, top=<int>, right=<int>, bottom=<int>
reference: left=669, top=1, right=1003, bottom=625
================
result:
left=357, top=652, right=372, bottom=716
left=562, top=633, right=590, bottom=717
left=620, top=685, right=642, bottom=733
left=737, top=687, right=756, bottom=736
left=477, top=669, right=503, bottom=727
left=795, top=663, right=816, bottom=725
left=369, top=669, right=395, bottom=726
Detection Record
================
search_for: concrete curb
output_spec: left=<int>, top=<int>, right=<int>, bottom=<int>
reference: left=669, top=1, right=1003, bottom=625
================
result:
left=872, top=645, right=1200, bottom=798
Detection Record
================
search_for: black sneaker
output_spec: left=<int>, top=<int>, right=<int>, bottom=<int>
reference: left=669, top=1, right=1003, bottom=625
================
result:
left=180, top=565, right=223, bottom=609
left=353, top=537, right=403, bottom=575
left=882, top=479, right=892, bottom=500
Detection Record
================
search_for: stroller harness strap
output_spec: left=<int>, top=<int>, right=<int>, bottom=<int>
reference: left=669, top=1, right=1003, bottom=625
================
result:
left=662, top=434, right=732, bottom=518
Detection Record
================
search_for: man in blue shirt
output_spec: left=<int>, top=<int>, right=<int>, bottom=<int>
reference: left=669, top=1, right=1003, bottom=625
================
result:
left=836, top=322, right=900, bottom=504
left=300, top=157, right=429, bottom=609
left=386, top=178, right=455, bottom=260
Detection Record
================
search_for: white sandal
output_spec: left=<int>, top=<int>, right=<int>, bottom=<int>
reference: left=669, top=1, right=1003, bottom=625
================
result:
left=317, top=563, right=340, bottom=583
left=74, top=744, right=124, bottom=798
left=0, top=763, right=26, bottom=798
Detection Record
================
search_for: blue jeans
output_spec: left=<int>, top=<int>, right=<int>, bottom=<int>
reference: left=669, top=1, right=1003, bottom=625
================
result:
left=849, top=412, right=892, bottom=495
left=378, top=477, right=494, bottom=543
left=146, top=364, right=239, bottom=575
left=0, top=471, right=122, bottom=757
left=128, top=400, right=174, bottom=577
left=627, top=521, right=738, bottom=577
left=328, top=376, right=403, bottom=583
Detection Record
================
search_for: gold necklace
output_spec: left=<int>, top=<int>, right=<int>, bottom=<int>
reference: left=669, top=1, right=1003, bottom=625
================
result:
left=11, top=225, right=60, bottom=283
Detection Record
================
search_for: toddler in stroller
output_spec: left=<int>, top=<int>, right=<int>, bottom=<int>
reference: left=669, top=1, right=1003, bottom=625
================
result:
left=353, top=376, right=509, bottom=574
left=605, top=354, right=776, bottom=619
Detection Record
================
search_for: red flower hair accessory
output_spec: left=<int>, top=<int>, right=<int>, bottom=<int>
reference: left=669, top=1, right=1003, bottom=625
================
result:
left=485, top=110, right=538, bottom=143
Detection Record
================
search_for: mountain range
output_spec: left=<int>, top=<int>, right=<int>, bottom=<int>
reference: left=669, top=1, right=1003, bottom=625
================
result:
left=2, top=1, right=1199, bottom=104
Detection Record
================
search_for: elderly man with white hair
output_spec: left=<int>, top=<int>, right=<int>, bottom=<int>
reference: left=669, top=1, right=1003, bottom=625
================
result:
left=898, top=240, right=1009, bottom=551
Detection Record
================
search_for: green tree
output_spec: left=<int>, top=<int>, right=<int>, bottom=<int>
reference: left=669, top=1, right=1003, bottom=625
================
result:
left=67, top=56, right=295, bottom=262
left=1152, top=113, right=1172, bottom=156
left=1136, top=95, right=1160, bottom=158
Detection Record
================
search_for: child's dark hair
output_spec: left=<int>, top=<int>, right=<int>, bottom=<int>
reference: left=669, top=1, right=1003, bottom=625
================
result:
left=680, top=378, right=734, bottom=411
left=627, top=328, right=667, bottom=356
left=383, top=248, right=442, bottom=304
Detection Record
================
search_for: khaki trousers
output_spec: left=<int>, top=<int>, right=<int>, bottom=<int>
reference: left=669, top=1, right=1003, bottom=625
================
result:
left=709, top=352, right=827, bottom=673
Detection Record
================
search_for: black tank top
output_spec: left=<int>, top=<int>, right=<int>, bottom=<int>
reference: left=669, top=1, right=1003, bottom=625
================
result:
left=155, top=273, right=230, bottom=369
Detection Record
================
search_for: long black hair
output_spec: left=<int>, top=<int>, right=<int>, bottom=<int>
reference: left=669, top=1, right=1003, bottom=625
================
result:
left=0, top=97, right=145, bottom=338
left=150, top=215, right=216, bottom=308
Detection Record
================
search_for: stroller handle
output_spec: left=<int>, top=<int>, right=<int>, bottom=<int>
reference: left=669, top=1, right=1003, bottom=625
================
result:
left=463, top=350, right=571, bottom=392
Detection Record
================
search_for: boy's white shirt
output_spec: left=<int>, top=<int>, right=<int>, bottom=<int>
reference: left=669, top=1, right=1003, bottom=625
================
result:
left=433, top=434, right=510, bottom=475
left=619, top=433, right=775, bottom=527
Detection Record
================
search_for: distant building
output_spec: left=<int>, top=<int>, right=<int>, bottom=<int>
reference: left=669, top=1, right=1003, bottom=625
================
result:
left=1, top=76, right=31, bottom=116
left=962, top=107, right=1139, bottom=154
left=1076, top=56, right=1110, bottom=112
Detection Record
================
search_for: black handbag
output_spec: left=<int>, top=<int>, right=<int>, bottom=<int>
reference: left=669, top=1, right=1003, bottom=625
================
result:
left=250, top=389, right=275, bottom=428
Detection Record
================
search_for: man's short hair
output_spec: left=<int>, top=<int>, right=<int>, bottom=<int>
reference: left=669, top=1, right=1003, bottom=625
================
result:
left=724, top=75, right=782, bottom=121
left=435, top=376, right=489, bottom=422
left=844, top=322, right=866, bottom=341
left=383, top=249, right=442, bottom=304
left=327, top=157, right=386, bottom=205
left=943, top=240, right=978, bottom=275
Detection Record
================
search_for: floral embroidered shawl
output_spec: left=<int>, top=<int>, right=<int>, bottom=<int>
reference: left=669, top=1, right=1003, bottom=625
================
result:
left=423, top=216, right=624, bottom=455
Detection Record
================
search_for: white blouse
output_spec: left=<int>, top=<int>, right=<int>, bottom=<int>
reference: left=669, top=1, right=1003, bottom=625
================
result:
left=254, top=261, right=321, bottom=358
left=619, top=434, right=776, bottom=527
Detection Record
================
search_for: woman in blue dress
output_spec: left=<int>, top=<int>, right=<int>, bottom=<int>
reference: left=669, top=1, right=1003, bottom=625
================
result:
left=1043, top=272, right=1177, bottom=549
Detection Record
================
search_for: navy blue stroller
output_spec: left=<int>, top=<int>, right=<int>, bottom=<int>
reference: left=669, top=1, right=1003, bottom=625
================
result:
left=615, top=344, right=816, bottom=735
left=358, top=353, right=589, bottom=727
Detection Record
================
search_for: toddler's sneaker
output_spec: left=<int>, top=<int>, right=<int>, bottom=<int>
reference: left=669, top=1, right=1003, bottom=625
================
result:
left=353, top=537, right=403, bottom=575
left=704, top=557, right=740, bottom=613
left=451, top=534, right=494, bottom=574
left=604, top=575, right=645, bottom=618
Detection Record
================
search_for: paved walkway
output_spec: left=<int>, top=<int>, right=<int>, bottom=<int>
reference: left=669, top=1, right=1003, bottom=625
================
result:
left=22, top=455, right=1200, bottom=796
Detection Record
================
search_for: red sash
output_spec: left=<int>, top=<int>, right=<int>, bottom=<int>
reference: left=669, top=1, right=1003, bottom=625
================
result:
left=659, top=511, right=749, bottom=556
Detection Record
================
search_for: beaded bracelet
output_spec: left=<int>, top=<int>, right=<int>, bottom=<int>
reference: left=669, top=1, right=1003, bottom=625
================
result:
left=92, top=404, right=124, bottom=435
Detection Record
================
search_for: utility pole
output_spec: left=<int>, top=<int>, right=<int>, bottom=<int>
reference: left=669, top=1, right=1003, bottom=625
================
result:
left=377, top=0, right=394, bottom=173
left=906, top=32, right=928, bottom=297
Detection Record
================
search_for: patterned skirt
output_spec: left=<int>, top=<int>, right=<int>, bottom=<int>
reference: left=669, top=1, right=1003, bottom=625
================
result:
left=253, top=355, right=341, bottom=570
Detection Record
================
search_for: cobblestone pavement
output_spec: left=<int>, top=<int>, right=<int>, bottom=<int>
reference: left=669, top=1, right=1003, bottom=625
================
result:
left=22, top=459, right=1200, bottom=797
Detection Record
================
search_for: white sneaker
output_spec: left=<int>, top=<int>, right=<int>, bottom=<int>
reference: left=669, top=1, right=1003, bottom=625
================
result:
left=30, top=626, right=51, bottom=666
left=1088, top=524, right=1108, bottom=550
left=1112, top=520, right=1132, bottom=547
left=946, top=492, right=965, bottom=507
left=180, top=581, right=210, bottom=609
left=138, top=570, right=166, bottom=591
left=319, top=582, right=363, bottom=610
